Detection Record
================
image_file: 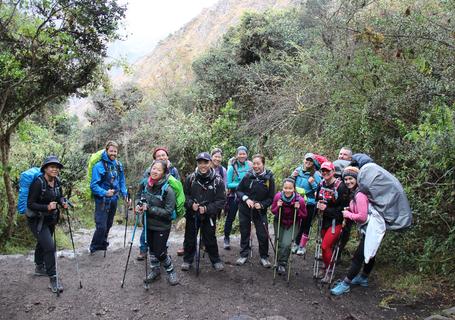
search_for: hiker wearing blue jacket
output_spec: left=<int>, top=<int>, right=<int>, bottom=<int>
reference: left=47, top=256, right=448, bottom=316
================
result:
left=291, top=153, right=322, bottom=256
left=89, top=141, right=128, bottom=254
left=223, top=146, right=252, bottom=250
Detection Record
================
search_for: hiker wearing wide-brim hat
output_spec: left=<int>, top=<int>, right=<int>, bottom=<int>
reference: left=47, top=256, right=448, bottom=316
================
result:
left=40, top=155, right=64, bottom=172
left=28, top=155, right=67, bottom=294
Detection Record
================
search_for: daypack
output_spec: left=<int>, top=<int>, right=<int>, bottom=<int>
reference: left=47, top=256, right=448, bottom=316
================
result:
left=358, top=162, right=412, bottom=231
left=17, top=167, right=60, bottom=215
left=318, top=178, right=342, bottom=203
left=313, top=154, right=329, bottom=169
left=86, top=149, right=121, bottom=197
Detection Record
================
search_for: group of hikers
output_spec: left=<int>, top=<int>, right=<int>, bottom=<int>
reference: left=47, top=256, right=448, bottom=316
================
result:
left=24, top=140, right=412, bottom=296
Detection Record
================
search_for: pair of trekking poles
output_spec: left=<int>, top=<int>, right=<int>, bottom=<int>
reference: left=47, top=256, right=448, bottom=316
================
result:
left=52, top=202, right=83, bottom=297
left=312, top=210, right=344, bottom=285
left=272, top=206, right=298, bottom=285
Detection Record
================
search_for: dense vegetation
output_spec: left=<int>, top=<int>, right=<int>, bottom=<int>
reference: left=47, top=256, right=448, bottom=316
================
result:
left=1, top=0, right=454, bottom=289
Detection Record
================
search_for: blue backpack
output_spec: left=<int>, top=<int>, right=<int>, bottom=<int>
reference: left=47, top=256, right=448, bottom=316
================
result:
left=17, top=167, right=43, bottom=215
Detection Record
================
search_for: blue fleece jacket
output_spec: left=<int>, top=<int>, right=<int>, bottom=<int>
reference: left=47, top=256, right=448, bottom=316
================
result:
left=90, top=151, right=127, bottom=199
left=226, top=161, right=251, bottom=190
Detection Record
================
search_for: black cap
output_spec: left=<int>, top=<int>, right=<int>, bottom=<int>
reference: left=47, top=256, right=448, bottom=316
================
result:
left=41, top=155, right=64, bottom=172
left=196, top=152, right=211, bottom=161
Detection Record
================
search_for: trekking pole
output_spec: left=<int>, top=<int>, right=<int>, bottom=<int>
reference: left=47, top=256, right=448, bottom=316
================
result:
left=287, top=207, right=298, bottom=286
left=312, top=211, right=323, bottom=278
left=65, top=207, right=82, bottom=289
left=120, top=207, right=139, bottom=288
left=256, top=206, right=276, bottom=255
left=53, top=230, right=60, bottom=297
left=249, top=208, right=254, bottom=258
left=143, top=208, right=149, bottom=290
left=123, top=189, right=130, bottom=248
left=273, top=207, right=282, bottom=284
left=323, top=227, right=344, bottom=285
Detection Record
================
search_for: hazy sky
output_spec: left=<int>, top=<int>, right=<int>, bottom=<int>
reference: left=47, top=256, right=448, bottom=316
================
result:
left=108, top=0, right=219, bottom=64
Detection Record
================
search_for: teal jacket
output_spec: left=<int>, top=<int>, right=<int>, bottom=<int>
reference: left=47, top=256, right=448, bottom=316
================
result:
left=226, top=160, right=252, bottom=191
left=294, top=167, right=321, bottom=205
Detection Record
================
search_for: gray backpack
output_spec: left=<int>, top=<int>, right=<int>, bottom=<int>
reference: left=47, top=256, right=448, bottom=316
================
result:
left=358, top=163, right=412, bottom=231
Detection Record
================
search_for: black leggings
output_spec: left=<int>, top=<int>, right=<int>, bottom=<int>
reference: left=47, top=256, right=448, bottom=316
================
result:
left=295, top=203, right=316, bottom=243
left=347, top=234, right=376, bottom=280
left=28, top=217, right=56, bottom=276
left=145, top=228, right=170, bottom=261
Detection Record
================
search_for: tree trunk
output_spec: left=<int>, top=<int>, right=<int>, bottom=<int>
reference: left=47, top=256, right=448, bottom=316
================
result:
left=0, top=132, right=16, bottom=246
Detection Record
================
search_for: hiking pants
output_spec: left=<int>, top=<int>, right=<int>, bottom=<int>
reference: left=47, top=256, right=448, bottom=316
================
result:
left=295, top=203, right=316, bottom=245
left=28, top=218, right=56, bottom=276
left=183, top=214, right=221, bottom=264
left=273, top=221, right=295, bottom=266
left=146, top=228, right=170, bottom=261
left=347, top=234, right=376, bottom=280
left=224, top=194, right=238, bottom=238
left=90, top=197, right=117, bottom=251
left=239, top=207, right=269, bottom=259
left=321, top=224, right=342, bottom=267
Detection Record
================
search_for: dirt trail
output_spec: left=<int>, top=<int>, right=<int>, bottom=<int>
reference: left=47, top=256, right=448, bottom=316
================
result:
left=0, top=225, right=429, bottom=320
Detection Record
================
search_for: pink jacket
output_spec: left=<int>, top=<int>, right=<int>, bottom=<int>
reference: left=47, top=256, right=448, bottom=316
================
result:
left=343, top=191, right=369, bottom=225
left=271, top=192, right=307, bottom=229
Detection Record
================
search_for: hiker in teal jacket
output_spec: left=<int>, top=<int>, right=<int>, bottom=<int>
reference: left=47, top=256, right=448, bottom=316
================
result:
left=223, top=146, right=252, bottom=250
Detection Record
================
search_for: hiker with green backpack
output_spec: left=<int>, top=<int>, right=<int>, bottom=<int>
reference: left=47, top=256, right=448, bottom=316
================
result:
left=89, top=141, right=128, bottom=255
left=136, top=160, right=179, bottom=285
left=25, top=156, right=68, bottom=294
left=136, top=146, right=185, bottom=261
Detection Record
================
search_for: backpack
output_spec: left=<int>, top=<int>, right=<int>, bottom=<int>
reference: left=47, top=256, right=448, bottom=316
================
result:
left=358, top=163, right=412, bottom=231
left=228, top=157, right=252, bottom=182
left=141, top=180, right=178, bottom=220
left=313, top=154, right=329, bottom=169
left=17, top=167, right=60, bottom=215
left=318, top=178, right=342, bottom=203
left=86, top=150, right=121, bottom=197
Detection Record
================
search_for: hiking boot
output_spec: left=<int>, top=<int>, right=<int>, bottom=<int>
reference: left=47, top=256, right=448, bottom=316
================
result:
left=260, top=258, right=272, bottom=268
left=223, top=237, right=230, bottom=250
left=351, top=274, right=369, bottom=287
left=236, top=257, right=247, bottom=266
left=181, top=262, right=192, bottom=271
left=291, top=243, right=299, bottom=254
left=167, top=270, right=179, bottom=286
left=34, top=264, right=47, bottom=276
left=296, top=246, right=306, bottom=256
left=144, top=267, right=161, bottom=283
left=136, top=251, right=147, bottom=261
left=49, top=276, right=63, bottom=293
left=277, top=265, right=286, bottom=275
left=330, top=280, right=350, bottom=296
left=213, top=262, right=225, bottom=271
left=177, top=247, right=184, bottom=256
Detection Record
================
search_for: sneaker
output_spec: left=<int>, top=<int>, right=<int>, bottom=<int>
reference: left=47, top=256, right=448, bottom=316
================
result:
left=236, top=257, right=247, bottom=265
left=136, top=251, right=147, bottom=261
left=213, top=262, right=225, bottom=271
left=49, top=276, right=63, bottom=293
left=223, top=237, right=230, bottom=250
left=181, top=262, right=192, bottom=271
left=291, top=243, right=299, bottom=254
left=144, top=267, right=161, bottom=283
left=177, top=247, right=184, bottom=256
left=330, top=280, right=350, bottom=296
left=277, top=265, right=286, bottom=275
left=34, top=264, right=47, bottom=276
left=351, top=274, right=369, bottom=287
left=260, top=258, right=272, bottom=268
left=167, top=270, right=179, bottom=286
left=296, top=246, right=306, bottom=256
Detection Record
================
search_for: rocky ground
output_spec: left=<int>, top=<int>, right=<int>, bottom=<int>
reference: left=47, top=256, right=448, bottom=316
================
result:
left=0, top=225, right=440, bottom=320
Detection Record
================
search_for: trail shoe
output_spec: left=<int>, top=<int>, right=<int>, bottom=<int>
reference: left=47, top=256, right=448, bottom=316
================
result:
left=331, top=280, right=351, bottom=296
left=351, top=274, right=369, bottom=287
left=177, top=247, right=184, bottom=256
left=277, top=265, right=286, bottom=275
left=136, top=251, right=147, bottom=261
left=296, top=246, right=306, bottom=256
left=223, top=237, right=230, bottom=250
left=291, top=244, right=299, bottom=254
left=260, top=258, right=272, bottom=268
left=34, top=264, right=47, bottom=276
left=145, top=267, right=161, bottom=283
left=181, top=262, right=192, bottom=271
left=236, top=257, right=248, bottom=266
left=213, top=262, right=225, bottom=271
left=49, top=276, right=63, bottom=293
left=167, top=270, right=179, bottom=286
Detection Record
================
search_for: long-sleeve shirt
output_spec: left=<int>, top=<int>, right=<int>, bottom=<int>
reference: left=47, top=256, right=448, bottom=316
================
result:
left=343, top=191, right=369, bottom=226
